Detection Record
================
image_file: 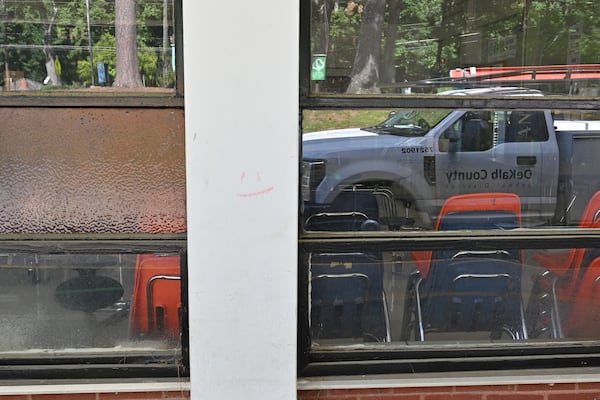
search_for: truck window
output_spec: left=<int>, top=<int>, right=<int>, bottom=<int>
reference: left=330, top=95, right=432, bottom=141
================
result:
left=439, top=111, right=493, bottom=152
left=505, top=111, right=549, bottom=142
left=439, top=110, right=549, bottom=152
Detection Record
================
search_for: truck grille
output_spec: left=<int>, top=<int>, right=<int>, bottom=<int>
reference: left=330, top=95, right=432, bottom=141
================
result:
left=302, top=160, right=326, bottom=201
left=424, top=156, right=436, bottom=185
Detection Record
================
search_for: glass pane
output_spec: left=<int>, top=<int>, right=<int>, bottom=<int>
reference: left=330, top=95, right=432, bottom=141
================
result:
left=0, top=108, right=185, bottom=234
left=0, top=252, right=181, bottom=355
left=309, top=0, right=600, bottom=95
left=306, top=245, right=600, bottom=347
left=301, top=106, right=600, bottom=231
left=0, top=0, right=177, bottom=92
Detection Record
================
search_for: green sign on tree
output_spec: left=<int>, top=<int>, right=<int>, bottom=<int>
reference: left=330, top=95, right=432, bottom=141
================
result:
left=311, top=54, right=327, bottom=81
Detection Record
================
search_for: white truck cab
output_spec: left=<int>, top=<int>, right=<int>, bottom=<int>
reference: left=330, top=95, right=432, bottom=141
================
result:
left=302, top=87, right=599, bottom=229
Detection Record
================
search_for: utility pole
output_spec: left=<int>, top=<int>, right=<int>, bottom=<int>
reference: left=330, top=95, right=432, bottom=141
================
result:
left=0, top=0, right=8, bottom=91
left=162, top=0, right=168, bottom=86
left=86, top=0, right=95, bottom=86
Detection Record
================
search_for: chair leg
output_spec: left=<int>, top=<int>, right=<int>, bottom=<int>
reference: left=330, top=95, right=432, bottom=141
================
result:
left=526, top=270, right=562, bottom=338
left=548, top=275, right=563, bottom=338
left=400, top=270, right=421, bottom=341
left=414, top=277, right=425, bottom=341
left=382, top=291, right=392, bottom=342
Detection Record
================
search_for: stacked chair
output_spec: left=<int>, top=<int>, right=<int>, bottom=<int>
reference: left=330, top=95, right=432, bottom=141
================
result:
left=402, top=193, right=527, bottom=341
left=561, top=254, right=600, bottom=338
left=304, top=191, right=380, bottom=231
left=527, top=191, right=600, bottom=338
left=309, top=252, right=391, bottom=342
left=306, top=190, right=391, bottom=343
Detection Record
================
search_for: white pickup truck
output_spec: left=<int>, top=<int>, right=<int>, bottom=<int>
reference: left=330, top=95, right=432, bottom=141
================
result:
left=301, top=87, right=600, bottom=229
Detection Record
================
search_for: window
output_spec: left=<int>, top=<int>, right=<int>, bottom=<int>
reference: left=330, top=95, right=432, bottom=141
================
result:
left=0, top=106, right=187, bottom=379
left=299, top=0, right=600, bottom=376
left=0, top=0, right=187, bottom=379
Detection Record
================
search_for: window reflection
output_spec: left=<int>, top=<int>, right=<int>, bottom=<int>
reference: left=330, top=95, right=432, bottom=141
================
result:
left=0, top=0, right=176, bottom=91
left=0, top=253, right=181, bottom=353
left=302, top=106, right=600, bottom=231
left=302, top=104, right=600, bottom=347
left=307, top=243, right=600, bottom=347
left=310, top=0, right=600, bottom=95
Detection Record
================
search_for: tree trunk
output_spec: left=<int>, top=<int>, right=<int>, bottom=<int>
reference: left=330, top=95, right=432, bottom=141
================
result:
left=433, top=0, right=451, bottom=78
left=380, top=0, right=402, bottom=84
left=114, top=0, right=143, bottom=87
left=346, top=0, right=386, bottom=94
left=519, top=0, right=532, bottom=66
left=39, top=0, right=62, bottom=86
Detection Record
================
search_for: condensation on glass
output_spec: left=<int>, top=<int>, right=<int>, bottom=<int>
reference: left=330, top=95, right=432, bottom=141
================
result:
left=0, top=252, right=182, bottom=354
left=0, top=0, right=177, bottom=91
left=309, top=0, right=600, bottom=96
left=0, top=108, right=186, bottom=234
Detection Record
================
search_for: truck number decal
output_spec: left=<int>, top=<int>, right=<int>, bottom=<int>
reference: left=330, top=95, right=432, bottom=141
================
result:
left=401, top=146, right=433, bottom=154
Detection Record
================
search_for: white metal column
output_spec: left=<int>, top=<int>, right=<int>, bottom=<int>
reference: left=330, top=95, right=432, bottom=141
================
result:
left=183, top=1, right=299, bottom=399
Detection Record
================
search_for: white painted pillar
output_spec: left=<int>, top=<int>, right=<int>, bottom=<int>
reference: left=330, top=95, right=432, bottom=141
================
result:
left=183, top=1, right=299, bottom=399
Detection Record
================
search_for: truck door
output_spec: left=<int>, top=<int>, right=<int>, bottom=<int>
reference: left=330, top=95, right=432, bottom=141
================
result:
left=434, top=110, right=547, bottom=218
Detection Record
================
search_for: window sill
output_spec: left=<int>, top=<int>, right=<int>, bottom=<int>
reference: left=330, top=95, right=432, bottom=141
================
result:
left=297, top=367, right=600, bottom=390
left=0, top=378, right=190, bottom=395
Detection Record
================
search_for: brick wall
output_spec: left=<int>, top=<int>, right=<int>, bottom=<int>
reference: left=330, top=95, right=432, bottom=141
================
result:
left=298, top=383, right=600, bottom=400
left=0, top=391, right=190, bottom=400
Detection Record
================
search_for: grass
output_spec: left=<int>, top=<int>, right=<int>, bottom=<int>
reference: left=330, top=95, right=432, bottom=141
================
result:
left=302, top=109, right=392, bottom=133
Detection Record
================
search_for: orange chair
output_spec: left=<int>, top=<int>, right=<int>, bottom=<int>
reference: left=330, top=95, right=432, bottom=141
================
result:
left=528, top=219, right=600, bottom=338
left=411, top=193, right=522, bottom=278
left=130, top=254, right=181, bottom=340
left=562, top=255, right=600, bottom=338
left=527, top=192, right=600, bottom=338
left=532, top=191, right=600, bottom=282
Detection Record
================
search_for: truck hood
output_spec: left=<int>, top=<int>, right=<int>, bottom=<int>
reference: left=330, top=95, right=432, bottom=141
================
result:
left=303, top=127, right=378, bottom=141
left=302, top=127, right=427, bottom=159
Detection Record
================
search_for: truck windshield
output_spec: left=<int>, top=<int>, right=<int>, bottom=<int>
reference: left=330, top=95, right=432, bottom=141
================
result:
left=364, top=110, right=451, bottom=136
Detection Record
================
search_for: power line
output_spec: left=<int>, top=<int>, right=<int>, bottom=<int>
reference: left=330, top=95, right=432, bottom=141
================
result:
left=0, top=43, right=169, bottom=52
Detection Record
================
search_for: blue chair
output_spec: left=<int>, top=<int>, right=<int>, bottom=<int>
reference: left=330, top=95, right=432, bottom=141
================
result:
left=309, top=252, right=390, bottom=342
left=415, top=251, right=524, bottom=340
left=402, top=194, right=527, bottom=341
left=304, top=191, right=380, bottom=231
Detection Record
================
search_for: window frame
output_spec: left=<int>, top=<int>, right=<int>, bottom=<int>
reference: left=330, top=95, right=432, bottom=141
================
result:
left=298, top=0, right=600, bottom=377
left=0, top=0, right=188, bottom=380
left=0, top=236, right=188, bottom=379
